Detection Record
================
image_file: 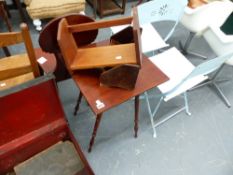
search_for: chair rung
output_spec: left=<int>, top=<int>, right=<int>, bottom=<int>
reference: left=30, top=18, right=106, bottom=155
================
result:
left=152, top=106, right=185, bottom=128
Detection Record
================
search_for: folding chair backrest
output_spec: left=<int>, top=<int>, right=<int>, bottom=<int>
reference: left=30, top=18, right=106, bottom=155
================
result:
left=137, top=0, right=187, bottom=41
left=0, top=23, right=40, bottom=80
left=164, top=50, right=233, bottom=96
left=184, top=52, right=233, bottom=81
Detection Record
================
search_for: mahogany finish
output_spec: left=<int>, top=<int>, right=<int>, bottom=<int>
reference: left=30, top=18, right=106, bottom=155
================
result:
left=39, top=14, right=98, bottom=82
left=32, top=38, right=167, bottom=152
left=34, top=48, right=56, bottom=74
left=72, top=45, right=168, bottom=151
left=0, top=75, right=94, bottom=175
left=73, top=54, right=168, bottom=115
left=57, top=13, right=142, bottom=89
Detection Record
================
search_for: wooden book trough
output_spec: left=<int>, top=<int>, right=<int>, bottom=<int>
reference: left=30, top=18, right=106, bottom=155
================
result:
left=57, top=9, right=142, bottom=90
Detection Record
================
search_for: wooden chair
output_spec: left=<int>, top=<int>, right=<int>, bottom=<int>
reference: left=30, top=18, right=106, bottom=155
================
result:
left=39, top=14, right=98, bottom=82
left=0, top=23, right=40, bottom=90
left=0, top=74, right=94, bottom=175
left=0, top=0, right=12, bottom=56
left=57, top=11, right=142, bottom=90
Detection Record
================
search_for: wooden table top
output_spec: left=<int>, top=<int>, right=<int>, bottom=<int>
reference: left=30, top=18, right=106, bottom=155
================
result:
left=72, top=55, right=168, bottom=115
left=34, top=48, right=56, bottom=74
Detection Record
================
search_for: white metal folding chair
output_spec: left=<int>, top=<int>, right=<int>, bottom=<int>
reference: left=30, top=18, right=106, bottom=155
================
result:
left=145, top=47, right=233, bottom=137
left=111, top=0, right=187, bottom=54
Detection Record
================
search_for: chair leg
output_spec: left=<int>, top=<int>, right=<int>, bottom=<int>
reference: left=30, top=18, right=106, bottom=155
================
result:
left=179, top=32, right=207, bottom=60
left=210, top=66, right=231, bottom=107
left=88, top=113, right=103, bottom=152
left=211, top=82, right=231, bottom=108
left=73, top=92, right=83, bottom=116
left=191, top=64, right=231, bottom=108
left=145, top=91, right=191, bottom=138
left=183, top=92, right=191, bottom=116
left=144, top=91, right=163, bottom=138
left=134, top=95, right=139, bottom=138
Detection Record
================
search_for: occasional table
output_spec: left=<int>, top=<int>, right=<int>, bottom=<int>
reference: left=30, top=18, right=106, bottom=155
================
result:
left=72, top=41, right=168, bottom=152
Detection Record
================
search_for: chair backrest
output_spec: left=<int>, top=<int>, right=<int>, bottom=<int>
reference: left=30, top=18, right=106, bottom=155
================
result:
left=187, top=52, right=233, bottom=80
left=173, top=52, right=233, bottom=92
left=166, top=51, right=233, bottom=95
left=0, top=23, right=40, bottom=81
left=137, top=0, right=187, bottom=41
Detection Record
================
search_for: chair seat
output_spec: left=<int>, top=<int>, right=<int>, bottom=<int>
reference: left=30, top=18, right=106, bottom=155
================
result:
left=0, top=53, right=30, bottom=71
left=111, top=24, right=168, bottom=53
left=0, top=72, right=34, bottom=90
left=25, top=0, right=85, bottom=19
left=149, top=47, right=208, bottom=101
left=70, top=43, right=137, bottom=70
left=0, top=53, right=34, bottom=90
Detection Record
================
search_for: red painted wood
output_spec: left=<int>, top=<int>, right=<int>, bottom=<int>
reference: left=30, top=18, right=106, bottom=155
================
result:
left=0, top=76, right=94, bottom=175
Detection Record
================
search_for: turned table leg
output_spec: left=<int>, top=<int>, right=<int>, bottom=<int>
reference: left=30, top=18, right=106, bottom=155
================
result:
left=134, top=95, right=139, bottom=138
left=88, top=113, right=103, bottom=152
left=74, top=92, right=83, bottom=116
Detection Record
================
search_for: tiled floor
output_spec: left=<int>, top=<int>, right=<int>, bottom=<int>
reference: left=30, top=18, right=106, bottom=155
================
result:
left=1, top=1, right=233, bottom=175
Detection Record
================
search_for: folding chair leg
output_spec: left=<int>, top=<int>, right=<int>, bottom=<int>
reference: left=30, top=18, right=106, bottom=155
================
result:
left=183, top=92, right=191, bottom=116
left=145, top=91, right=192, bottom=138
left=144, top=91, right=163, bottom=138
left=191, top=64, right=231, bottom=108
left=212, top=82, right=231, bottom=108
